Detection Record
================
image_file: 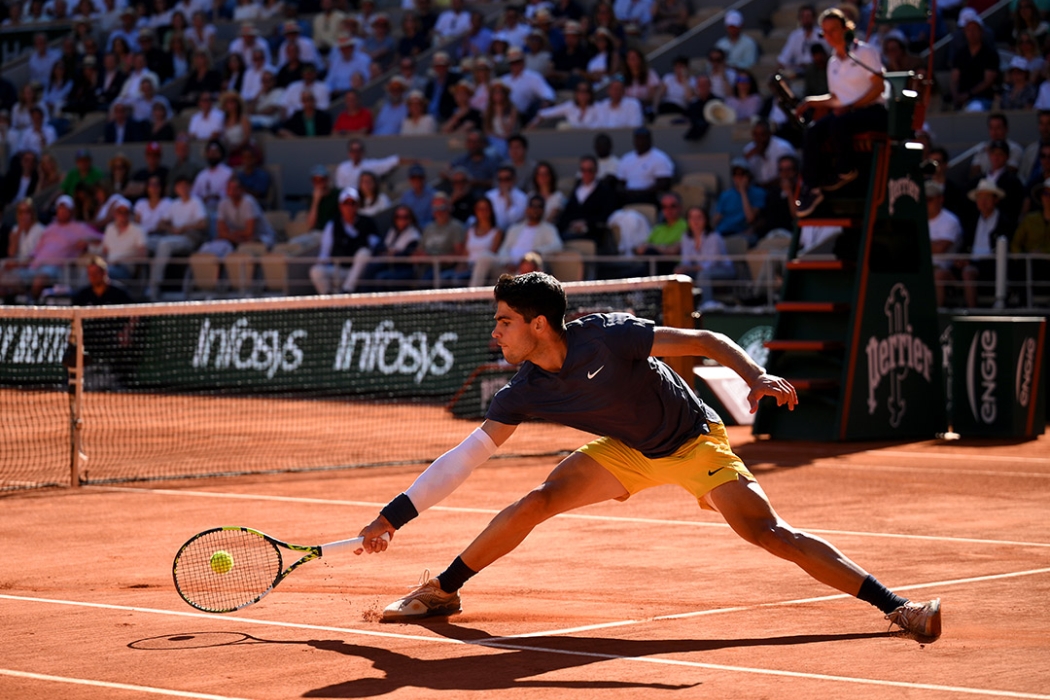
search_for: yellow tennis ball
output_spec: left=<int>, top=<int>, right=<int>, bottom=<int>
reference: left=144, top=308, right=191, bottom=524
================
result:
left=210, top=550, right=234, bottom=575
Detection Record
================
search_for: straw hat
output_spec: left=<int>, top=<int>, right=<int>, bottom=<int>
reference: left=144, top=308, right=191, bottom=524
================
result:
left=703, top=99, right=737, bottom=126
left=967, top=177, right=1005, bottom=201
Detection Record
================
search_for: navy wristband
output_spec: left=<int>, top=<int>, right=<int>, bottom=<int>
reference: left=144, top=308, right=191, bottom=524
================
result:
left=379, top=493, right=419, bottom=530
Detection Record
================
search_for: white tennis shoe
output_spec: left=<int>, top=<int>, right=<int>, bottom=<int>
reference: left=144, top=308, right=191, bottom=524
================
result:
left=886, top=598, right=942, bottom=641
left=381, top=573, right=461, bottom=622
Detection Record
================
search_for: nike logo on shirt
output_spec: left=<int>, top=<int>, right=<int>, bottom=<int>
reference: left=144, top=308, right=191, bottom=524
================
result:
left=587, top=366, right=605, bottom=379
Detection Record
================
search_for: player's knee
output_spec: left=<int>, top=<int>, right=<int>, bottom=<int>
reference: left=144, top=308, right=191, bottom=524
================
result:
left=514, top=483, right=562, bottom=524
left=754, top=522, right=804, bottom=558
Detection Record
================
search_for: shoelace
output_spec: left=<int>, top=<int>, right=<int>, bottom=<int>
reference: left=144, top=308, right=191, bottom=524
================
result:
left=413, top=568, right=432, bottom=588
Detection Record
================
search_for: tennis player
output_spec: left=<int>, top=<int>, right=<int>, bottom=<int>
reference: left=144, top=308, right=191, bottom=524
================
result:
left=356, top=272, right=941, bottom=640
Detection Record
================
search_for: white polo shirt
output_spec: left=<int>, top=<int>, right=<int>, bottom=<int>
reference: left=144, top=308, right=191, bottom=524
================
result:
left=616, top=147, right=675, bottom=191
left=827, top=41, right=885, bottom=107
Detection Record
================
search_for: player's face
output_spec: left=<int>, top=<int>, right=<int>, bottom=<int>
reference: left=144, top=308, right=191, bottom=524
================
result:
left=492, top=301, right=540, bottom=365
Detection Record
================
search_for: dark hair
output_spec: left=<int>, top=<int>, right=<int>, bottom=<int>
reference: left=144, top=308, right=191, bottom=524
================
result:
left=508, top=133, right=528, bottom=149
left=988, top=112, right=1008, bottom=128
left=493, top=272, right=567, bottom=331
left=531, top=160, right=558, bottom=193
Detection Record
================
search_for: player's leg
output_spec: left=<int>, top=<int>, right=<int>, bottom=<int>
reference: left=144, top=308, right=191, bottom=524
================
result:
left=707, top=476, right=942, bottom=640
left=381, top=451, right=628, bottom=621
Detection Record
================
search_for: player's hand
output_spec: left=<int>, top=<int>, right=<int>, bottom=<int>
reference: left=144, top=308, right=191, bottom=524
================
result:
left=746, top=372, right=798, bottom=413
left=355, top=516, right=395, bottom=555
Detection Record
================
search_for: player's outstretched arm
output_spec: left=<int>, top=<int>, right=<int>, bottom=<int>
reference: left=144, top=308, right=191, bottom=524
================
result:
left=356, top=420, right=516, bottom=554
left=652, top=327, right=797, bottom=413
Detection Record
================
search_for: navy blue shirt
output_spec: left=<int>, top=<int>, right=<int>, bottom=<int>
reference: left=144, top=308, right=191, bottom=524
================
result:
left=486, top=313, right=720, bottom=458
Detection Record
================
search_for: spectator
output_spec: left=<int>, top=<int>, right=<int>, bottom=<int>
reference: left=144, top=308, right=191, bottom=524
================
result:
left=334, top=89, right=374, bottom=135
left=358, top=204, right=420, bottom=290
left=129, top=76, right=171, bottom=125
left=616, top=126, right=674, bottom=204
left=283, top=64, right=331, bottom=116
left=72, top=255, right=133, bottom=305
left=532, top=81, right=601, bottom=129
left=241, top=48, right=271, bottom=103
left=634, top=191, right=686, bottom=275
left=547, top=20, right=591, bottom=90
left=229, top=24, right=272, bottom=67
left=1001, top=56, right=1037, bottom=110
left=105, top=152, right=135, bottom=199
left=1014, top=30, right=1044, bottom=82
left=676, top=205, right=736, bottom=309
left=1, top=152, right=39, bottom=205
left=971, top=113, right=1024, bottom=177
left=716, top=10, right=759, bottom=70
left=184, top=10, right=217, bottom=56
left=310, top=187, right=380, bottom=294
left=589, top=2, right=626, bottom=51
left=28, top=32, right=62, bottom=87
left=15, top=105, right=56, bottom=154
left=396, top=56, right=429, bottom=94
left=400, top=164, right=438, bottom=228
left=442, top=81, right=484, bottom=134
left=713, top=157, right=766, bottom=246
left=613, top=0, right=653, bottom=34
left=926, top=180, right=964, bottom=307
left=483, top=80, right=519, bottom=159
left=524, top=30, right=552, bottom=77
left=503, top=47, right=556, bottom=123
left=277, top=90, right=333, bottom=137
left=133, top=175, right=171, bottom=237
left=187, top=91, right=224, bottom=141
left=118, top=52, right=159, bottom=103
left=447, top=130, right=500, bottom=196
left=657, top=55, right=694, bottom=115
left=401, top=90, right=438, bottom=135
left=275, top=42, right=307, bottom=90
left=248, top=69, right=285, bottom=131
left=416, top=191, right=466, bottom=282
left=585, top=27, right=620, bottom=86
left=927, top=146, right=968, bottom=221
left=357, top=171, right=392, bottom=216
left=167, top=133, right=202, bottom=198
left=222, top=53, right=247, bottom=95
left=167, top=32, right=191, bottom=82
left=65, top=55, right=101, bottom=117
left=1011, top=177, right=1050, bottom=304
left=452, top=195, right=503, bottom=286
left=198, top=177, right=273, bottom=261
left=301, top=165, right=340, bottom=242
left=98, top=52, right=129, bottom=110
left=447, top=167, right=477, bottom=222
left=326, top=35, right=371, bottom=93
left=530, top=161, right=565, bottom=224
left=961, top=178, right=1013, bottom=308
left=486, top=165, right=529, bottom=230
left=398, top=12, right=431, bottom=60
left=950, top=11, right=999, bottom=111
left=558, top=154, right=618, bottom=251
left=42, top=60, right=73, bottom=119
left=457, top=9, right=495, bottom=60
left=803, top=43, right=830, bottom=98
left=192, top=140, right=234, bottom=213
left=11, top=82, right=48, bottom=134
left=651, top=0, right=689, bottom=36
left=498, top=4, right=532, bottom=48
left=706, top=47, right=738, bottom=99
left=969, top=139, right=1026, bottom=232
left=217, top=92, right=252, bottom=166
left=505, top=134, right=537, bottom=192
left=623, top=48, right=662, bottom=117
left=373, top=76, right=410, bottom=136
left=726, top=70, right=764, bottom=123
left=468, top=58, right=493, bottom=112
left=236, top=147, right=272, bottom=207
left=1012, top=0, right=1048, bottom=44
left=138, top=29, right=173, bottom=84
left=744, top=119, right=797, bottom=188
left=593, top=132, right=620, bottom=183
left=335, top=138, right=402, bottom=190
left=15, top=194, right=102, bottom=301
left=101, top=196, right=146, bottom=280
left=435, top=0, right=471, bottom=41
left=313, top=0, right=347, bottom=54
left=423, top=51, right=458, bottom=122
left=777, top=4, right=824, bottom=80
left=594, top=76, right=645, bottom=129
left=61, top=149, right=105, bottom=197
left=363, top=13, right=396, bottom=72
left=4, top=199, right=45, bottom=271
left=497, top=194, right=563, bottom=274
left=683, top=74, right=717, bottom=141
left=1020, top=111, right=1050, bottom=188
left=148, top=175, right=207, bottom=299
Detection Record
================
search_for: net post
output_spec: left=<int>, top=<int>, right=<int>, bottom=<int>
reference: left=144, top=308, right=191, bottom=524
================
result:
left=661, top=275, right=697, bottom=382
left=68, top=314, right=85, bottom=488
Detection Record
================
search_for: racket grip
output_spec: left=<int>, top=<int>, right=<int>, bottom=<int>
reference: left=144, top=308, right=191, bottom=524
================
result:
left=321, top=532, right=390, bottom=556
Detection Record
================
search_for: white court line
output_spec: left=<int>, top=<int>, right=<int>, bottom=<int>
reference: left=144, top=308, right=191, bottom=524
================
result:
left=808, top=462, right=1050, bottom=479
left=744, top=445, right=1050, bottom=464
left=3, top=592, right=1050, bottom=700
left=98, top=487, right=1050, bottom=550
left=0, top=668, right=254, bottom=700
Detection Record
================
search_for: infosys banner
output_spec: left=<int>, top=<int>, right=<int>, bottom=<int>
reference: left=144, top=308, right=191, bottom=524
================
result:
left=950, top=317, right=1046, bottom=438
left=111, top=303, right=499, bottom=398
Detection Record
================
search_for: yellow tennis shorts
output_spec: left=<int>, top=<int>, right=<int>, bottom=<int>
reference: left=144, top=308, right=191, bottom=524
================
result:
left=578, top=423, right=754, bottom=510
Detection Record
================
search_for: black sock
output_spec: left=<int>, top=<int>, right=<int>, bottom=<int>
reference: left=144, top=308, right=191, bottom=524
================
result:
left=857, top=575, right=908, bottom=614
left=436, top=556, right=477, bottom=593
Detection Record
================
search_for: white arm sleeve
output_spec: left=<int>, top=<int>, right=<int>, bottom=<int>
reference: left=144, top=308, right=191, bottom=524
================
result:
left=404, top=427, right=498, bottom=513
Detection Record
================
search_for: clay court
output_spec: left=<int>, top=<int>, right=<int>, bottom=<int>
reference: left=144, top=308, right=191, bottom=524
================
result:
left=2, top=424, right=1049, bottom=700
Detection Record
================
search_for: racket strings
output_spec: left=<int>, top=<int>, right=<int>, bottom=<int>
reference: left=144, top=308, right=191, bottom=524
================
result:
left=174, top=529, right=282, bottom=612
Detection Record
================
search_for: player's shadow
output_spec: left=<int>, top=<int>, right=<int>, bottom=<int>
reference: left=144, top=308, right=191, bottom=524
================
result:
left=302, top=622, right=896, bottom=697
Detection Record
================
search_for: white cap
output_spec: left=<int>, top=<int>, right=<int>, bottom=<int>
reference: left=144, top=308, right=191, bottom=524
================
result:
left=338, top=187, right=360, bottom=203
left=56, top=194, right=75, bottom=209
left=1009, top=55, right=1029, bottom=71
left=725, top=10, right=743, bottom=27
left=958, top=7, right=983, bottom=27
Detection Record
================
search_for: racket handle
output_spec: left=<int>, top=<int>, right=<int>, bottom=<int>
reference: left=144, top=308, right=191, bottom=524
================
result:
left=321, top=532, right=390, bottom=556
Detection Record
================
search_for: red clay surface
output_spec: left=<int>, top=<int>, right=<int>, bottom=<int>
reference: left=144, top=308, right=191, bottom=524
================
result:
left=2, top=426, right=1049, bottom=699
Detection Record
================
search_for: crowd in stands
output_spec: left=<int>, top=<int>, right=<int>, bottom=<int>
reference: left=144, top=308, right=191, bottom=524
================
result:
left=0, top=0, right=1048, bottom=308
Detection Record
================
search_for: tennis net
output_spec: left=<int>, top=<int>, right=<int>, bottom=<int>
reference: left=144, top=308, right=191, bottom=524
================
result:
left=1, top=276, right=694, bottom=490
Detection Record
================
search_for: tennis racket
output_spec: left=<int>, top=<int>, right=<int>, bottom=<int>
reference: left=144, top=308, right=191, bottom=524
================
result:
left=172, top=526, right=389, bottom=613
